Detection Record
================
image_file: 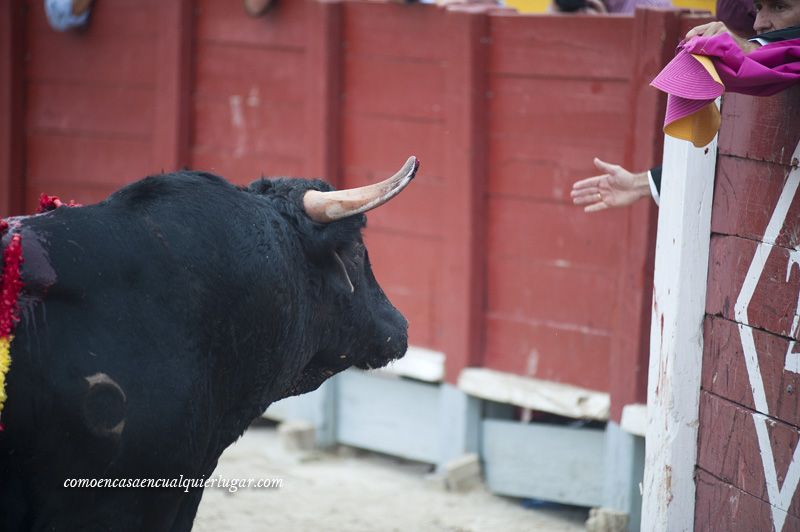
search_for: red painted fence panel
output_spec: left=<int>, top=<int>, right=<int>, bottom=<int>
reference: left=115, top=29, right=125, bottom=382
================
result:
left=0, top=0, right=697, bottom=423
left=697, top=87, right=800, bottom=530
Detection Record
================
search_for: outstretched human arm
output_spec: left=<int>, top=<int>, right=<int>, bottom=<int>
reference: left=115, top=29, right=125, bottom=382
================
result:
left=570, top=158, right=653, bottom=213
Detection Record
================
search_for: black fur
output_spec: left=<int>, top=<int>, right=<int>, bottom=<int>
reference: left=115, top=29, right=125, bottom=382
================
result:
left=0, top=171, right=408, bottom=531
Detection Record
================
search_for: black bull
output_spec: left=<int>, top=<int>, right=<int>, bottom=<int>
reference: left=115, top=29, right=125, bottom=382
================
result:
left=0, top=157, right=418, bottom=530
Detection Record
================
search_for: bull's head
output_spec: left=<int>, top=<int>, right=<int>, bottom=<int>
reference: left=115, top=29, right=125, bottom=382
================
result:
left=247, top=157, right=418, bottom=401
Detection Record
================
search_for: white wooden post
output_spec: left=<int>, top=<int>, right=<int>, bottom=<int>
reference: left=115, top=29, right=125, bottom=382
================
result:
left=641, top=133, right=717, bottom=531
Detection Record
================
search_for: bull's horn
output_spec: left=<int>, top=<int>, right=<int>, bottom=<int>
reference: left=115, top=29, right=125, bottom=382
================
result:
left=303, top=156, right=419, bottom=223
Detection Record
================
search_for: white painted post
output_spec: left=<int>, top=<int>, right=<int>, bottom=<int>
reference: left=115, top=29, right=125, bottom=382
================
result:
left=641, top=133, right=718, bottom=531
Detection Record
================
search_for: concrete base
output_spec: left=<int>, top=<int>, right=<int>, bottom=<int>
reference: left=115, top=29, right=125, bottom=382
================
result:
left=277, top=420, right=316, bottom=452
left=442, top=453, right=482, bottom=492
left=586, top=507, right=629, bottom=532
left=263, top=367, right=645, bottom=517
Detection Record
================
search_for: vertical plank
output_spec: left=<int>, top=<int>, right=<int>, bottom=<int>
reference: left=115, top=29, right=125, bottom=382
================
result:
left=441, top=8, right=490, bottom=383
left=305, top=0, right=342, bottom=185
left=152, top=0, right=193, bottom=173
left=608, top=8, right=681, bottom=423
left=642, top=132, right=718, bottom=531
left=0, top=0, right=25, bottom=216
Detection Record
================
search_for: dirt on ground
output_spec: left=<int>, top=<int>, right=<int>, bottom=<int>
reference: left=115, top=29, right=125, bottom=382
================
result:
left=193, top=423, right=588, bottom=532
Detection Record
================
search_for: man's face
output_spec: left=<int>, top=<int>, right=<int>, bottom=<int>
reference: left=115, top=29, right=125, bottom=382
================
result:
left=753, top=0, right=800, bottom=33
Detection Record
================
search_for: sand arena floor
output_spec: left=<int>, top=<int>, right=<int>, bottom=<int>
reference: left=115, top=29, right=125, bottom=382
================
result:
left=193, top=423, right=587, bottom=532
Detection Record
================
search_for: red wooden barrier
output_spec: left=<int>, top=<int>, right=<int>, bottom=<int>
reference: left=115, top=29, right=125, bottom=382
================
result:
left=698, top=87, right=800, bottom=530
left=0, top=0, right=699, bottom=423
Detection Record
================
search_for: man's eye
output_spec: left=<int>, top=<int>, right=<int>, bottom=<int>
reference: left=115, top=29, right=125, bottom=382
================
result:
left=754, top=2, right=762, bottom=10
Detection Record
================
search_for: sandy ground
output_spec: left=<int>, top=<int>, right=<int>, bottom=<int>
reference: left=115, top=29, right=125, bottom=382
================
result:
left=193, top=423, right=588, bottom=532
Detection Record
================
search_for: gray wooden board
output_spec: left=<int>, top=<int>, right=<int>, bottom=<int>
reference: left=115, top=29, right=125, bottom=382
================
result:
left=481, top=419, right=605, bottom=507
left=335, top=369, right=441, bottom=463
left=263, top=379, right=336, bottom=447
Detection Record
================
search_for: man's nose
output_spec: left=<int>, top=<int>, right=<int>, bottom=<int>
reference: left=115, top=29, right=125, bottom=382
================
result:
left=753, top=12, right=772, bottom=33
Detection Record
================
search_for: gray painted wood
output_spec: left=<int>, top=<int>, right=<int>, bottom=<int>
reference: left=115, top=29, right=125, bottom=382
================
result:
left=603, top=421, right=645, bottom=532
left=481, top=419, right=605, bottom=507
left=263, top=378, right=337, bottom=447
left=436, top=383, right=481, bottom=472
left=336, top=369, right=441, bottom=463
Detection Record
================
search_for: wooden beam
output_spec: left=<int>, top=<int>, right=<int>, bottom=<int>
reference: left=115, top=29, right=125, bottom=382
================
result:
left=305, top=0, right=342, bottom=187
left=458, top=367, right=610, bottom=421
left=0, top=0, right=25, bottom=216
left=642, top=132, right=718, bottom=531
left=153, top=0, right=193, bottom=173
left=441, top=8, right=489, bottom=383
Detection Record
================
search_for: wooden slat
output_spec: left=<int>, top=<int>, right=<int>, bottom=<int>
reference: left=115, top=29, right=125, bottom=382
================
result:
left=342, top=56, right=445, bottom=121
left=195, top=0, right=307, bottom=49
left=487, top=257, right=617, bottom=331
left=152, top=0, right=192, bottom=172
left=718, top=88, right=800, bottom=166
left=695, top=469, right=800, bottom=532
left=336, top=370, right=441, bottom=463
left=484, top=315, right=611, bottom=391
left=489, top=14, right=633, bottom=79
left=711, top=155, right=800, bottom=248
left=364, top=230, right=442, bottom=351
left=27, top=31, right=157, bottom=87
left=440, top=9, right=489, bottom=382
left=194, top=43, right=305, bottom=100
left=26, top=134, right=154, bottom=188
left=341, top=115, right=445, bottom=182
left=190, top=149, right=305, bottom=184
left=344, top=171, right=443, bottom=238
left=304, top=0, right=341, bottom=184
left=193, top=97, right=307, bottom=161
left=342, top=1, right=446, bottom=62
left=0, top=0, right=25, bottom=216
left=706, top=235, right=800, bottom=341
left=487, top=197, right=626, bottom=268
left=461, top=368, right=609, bottom=420
left=697, top=391, right=800, bottom=519
left=481, top=418, right=606, bottom=506
left=703, top=316, right=800, bottom=428
left=26, top=82, right=153, bottom=139
left=608, top=7, right=679, bottom=422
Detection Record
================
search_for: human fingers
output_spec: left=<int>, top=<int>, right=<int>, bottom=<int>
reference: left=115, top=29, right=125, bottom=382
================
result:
left=685, top=21, right=724, bottom=40
left=573, top=193, right=603, bottom=206
left=584, top=201, right=608, bottom=213
left=571, top=175, right=604, bottom=190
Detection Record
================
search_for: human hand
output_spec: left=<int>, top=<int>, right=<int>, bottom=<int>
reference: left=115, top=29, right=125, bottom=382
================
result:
left=684, top=21, right=760, bottom=53
left=570, top=158, right=651, bottom=213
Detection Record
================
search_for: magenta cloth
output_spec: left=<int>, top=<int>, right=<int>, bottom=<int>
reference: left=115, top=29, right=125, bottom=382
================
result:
left=651, top=33, right=800, bottom=132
